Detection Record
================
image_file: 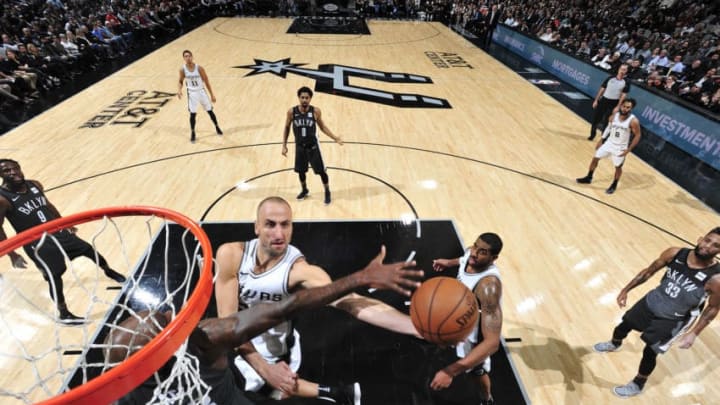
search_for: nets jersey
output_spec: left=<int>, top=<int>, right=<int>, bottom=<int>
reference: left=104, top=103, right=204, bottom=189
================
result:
left=456, top=248, right=501, bottom=355
left=646, top=248, right=720, bottom=319
left=292, top=106, right=318, bottom=147
left=237, top=239, right=303, bottom=361
left=183, top=64, right=205, bottom=92
left=0, top=181, right=58, bottom=232
left=605, top=112, right=635, bottom=147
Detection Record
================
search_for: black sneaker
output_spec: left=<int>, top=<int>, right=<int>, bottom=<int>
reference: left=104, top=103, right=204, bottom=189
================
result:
left=324, top=190, right=331, bottom=205
left=216, top=127, right=223, bottom=135
left=59, top=310, right=86, bottom=326
left=576, top=176, right=592, bottom=184
left=605, top=184, right=617, bottom=194
left=587, top=135, right=596, bottom=141
left=104, top=268, right=126, bottom=283
left=319, top=383, right=360, bottom=405
left=191, top=132, right=196, bottom=143
left=296, top=189, right=309, bottom=200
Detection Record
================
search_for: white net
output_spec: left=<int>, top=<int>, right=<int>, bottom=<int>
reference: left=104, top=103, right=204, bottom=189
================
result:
left=0, top=207, right=213, bottom=404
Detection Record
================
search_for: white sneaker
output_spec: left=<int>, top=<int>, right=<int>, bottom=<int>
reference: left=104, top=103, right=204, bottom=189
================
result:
left=613, top=381, right=642, bottom=398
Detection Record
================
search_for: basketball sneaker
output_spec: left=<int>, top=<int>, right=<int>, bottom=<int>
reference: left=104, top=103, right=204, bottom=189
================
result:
left=216, top=126, right=223, bottom=136
left=576, top=175, right=593, bottom=184
left=318, top=383, right=360, bottom=405
left=613, top=381, right=642, bottom=398
left=605, top=184, right=617, bottom=194
left=103, top=268, right=127, bottom=283
left=324, top=189, right=331, bottom=205
left=593, top=341, right=620, bottom=352
left=190, top=132, right=196, bottom=143
left=296, top=189, right=309, bottom=200
left=58, top=310, right=86, bottom=326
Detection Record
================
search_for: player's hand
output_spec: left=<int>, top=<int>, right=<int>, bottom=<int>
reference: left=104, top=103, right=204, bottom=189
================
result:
left=335, top=136, right=344, bottom=146
left=177, top=91, right=182, bottom=99
left=281, top=145, right=288, bottom=156
left=211, top=95, right=216, bottom=103
left=619, top=149, right=629, bottom=157
left=678, top=332, right=697, bottom=349
left=360, top=245, right=423, bottom=296
left=9, top=252, right=27, bottom=269
left=595, top=140, right=603, bottom=150
left=616, top=290, right=628, bottom=308
left=432, top=259, right=451, bottom=272
left=592, top=100, right=598, bottom=109
left=430, top=369, right=453, bottom=390
left=260, top=361, right=298, bottom=396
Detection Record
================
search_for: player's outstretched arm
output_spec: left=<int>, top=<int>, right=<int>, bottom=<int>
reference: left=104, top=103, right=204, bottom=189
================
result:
left=205, top=246, right=422, bottom=348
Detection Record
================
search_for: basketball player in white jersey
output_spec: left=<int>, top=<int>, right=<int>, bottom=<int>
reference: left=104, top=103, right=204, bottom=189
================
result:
left=576, top=98, right=641, bottom=194
left=214, top=196, right=421, bottom=404
left=430, top=233, right=504, bottom=405
left=110, top=246, right=422, bottom=405
left=177, top=49, right=222, bottom=143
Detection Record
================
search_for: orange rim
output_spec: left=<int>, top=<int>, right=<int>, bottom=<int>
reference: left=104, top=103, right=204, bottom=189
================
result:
left=0, top=206, right=214, bottom=405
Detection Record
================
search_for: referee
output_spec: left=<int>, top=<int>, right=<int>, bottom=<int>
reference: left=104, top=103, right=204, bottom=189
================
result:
left=589, top=64, right=630, bottom=140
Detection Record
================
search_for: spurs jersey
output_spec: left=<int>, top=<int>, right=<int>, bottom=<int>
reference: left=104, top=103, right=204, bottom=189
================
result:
left=456, top=248, right=501, bottom=358
left=605, top=112, right=635, bottom=147
left=292, top=106, right=317, bottom=147
left=646, top=248, right=720, bottom=319
left=0, top=181, right=57, bottom=232
left=237, top=239, right=303, bottom=362
left=183, top=64, right=205, bottom=92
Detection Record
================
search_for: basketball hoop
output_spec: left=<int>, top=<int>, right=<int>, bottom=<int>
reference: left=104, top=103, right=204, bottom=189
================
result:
left=0, top=206, right=213, bottom=404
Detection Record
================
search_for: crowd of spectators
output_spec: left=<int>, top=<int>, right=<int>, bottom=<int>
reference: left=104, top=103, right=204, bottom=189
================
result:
left=0, top=0, right=244, bottom=124
left=2, top=0, right=719, bottom=130
left=450, top=0, right=720, bottom=114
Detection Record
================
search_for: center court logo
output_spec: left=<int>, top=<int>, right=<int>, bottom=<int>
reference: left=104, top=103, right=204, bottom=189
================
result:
left=235, top=58, right=451, bottom=108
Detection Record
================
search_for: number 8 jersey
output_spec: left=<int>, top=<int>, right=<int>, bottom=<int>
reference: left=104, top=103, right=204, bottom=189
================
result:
left=605, top=111, right=635, bottom=147
left=0, top=180, right=58, bottom=232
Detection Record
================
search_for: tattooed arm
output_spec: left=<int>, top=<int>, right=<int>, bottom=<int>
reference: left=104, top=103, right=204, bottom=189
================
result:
left=200, top=246, right=422, bottom=362
left=617, top=247, right=679, bottom=308
left=430, top=276, right=502, bottom=390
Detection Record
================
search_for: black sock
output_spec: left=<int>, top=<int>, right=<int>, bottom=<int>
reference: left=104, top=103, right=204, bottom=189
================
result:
left=610, top=179, right=618, bottom=187
left=587, top=169, right=594, bottom=178
left=632, top=375, right=647, bottom=390
left=207, top=110, right=219, bottom=127
left=611, top=339, right=623, bottom=347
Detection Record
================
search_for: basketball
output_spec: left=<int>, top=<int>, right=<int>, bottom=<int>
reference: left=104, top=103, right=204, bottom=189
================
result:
left=410, top=277, right=479, bottom=345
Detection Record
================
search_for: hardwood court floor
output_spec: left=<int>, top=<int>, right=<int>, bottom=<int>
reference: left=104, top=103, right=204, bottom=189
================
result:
left=1, top=18, right=719, bottom=404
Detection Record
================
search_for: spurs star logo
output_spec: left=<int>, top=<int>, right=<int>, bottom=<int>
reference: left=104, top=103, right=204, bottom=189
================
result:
left=235, top=58, right=451, bottom=108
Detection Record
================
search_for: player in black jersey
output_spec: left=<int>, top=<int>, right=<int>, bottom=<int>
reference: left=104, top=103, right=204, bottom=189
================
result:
left=108, top=247, right=421, bottom=405
left=282, top=86, right=343, bottom=205
left=593, top=227, right=720, bottom=397
left=0, top=159, right=126, bottom=325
